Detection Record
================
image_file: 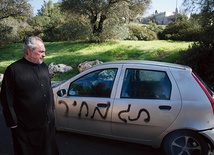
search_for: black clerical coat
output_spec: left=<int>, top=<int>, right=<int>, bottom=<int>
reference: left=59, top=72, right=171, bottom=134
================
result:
left=0, top=57, right=54, bottom=130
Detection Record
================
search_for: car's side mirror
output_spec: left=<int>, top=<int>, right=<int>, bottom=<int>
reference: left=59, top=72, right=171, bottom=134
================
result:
left=57, top=89, right=67, bottom=97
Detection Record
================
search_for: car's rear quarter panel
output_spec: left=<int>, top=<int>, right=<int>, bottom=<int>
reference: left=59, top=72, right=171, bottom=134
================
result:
left=168, top=68, right=214, bottom=130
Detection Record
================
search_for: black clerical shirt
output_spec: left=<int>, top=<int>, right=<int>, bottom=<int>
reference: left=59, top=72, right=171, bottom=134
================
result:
left=0, top=57, right=54, bottom=130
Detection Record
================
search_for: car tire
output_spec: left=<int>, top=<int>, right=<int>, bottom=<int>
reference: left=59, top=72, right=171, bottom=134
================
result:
left=163, top=130, right=209, bottom=155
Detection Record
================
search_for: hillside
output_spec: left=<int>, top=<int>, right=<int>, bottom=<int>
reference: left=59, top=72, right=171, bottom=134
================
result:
left=0, top=40, right=191, bottom=81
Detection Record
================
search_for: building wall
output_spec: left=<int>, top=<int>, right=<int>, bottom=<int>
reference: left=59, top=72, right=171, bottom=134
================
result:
left=143, top=11, right=175, bottom=25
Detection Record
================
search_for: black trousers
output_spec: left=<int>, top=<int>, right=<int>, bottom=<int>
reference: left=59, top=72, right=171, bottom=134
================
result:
left=11, top=121, right=59, bottom=155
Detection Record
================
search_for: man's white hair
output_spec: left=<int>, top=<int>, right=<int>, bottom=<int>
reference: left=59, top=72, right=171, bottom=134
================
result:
left=23, top=36, right=43, bottom=55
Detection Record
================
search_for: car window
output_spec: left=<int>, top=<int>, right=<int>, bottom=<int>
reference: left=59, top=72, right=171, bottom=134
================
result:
left=121, top=69, right=171, bottom=99
left=68, top=68, right=117, bottom=98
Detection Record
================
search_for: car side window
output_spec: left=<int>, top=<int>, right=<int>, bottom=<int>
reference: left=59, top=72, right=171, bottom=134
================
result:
left=121, top=69, right=171, bottom=99
left=68, top=68, right=117, bottom=98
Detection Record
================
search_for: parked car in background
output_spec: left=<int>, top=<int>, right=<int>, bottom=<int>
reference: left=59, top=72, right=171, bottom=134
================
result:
left=53, top=60, right=214, bottom=155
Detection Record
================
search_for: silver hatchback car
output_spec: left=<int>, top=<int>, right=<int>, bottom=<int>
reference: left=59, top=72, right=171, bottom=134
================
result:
left=53, top=60, right=214, bottom=155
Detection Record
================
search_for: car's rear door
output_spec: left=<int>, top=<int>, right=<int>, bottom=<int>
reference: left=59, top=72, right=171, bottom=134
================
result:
left=111, top=64, right=182, bottom=141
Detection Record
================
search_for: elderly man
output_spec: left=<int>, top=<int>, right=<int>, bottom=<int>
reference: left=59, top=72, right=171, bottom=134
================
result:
left=0, top=36, right=59, bottom=155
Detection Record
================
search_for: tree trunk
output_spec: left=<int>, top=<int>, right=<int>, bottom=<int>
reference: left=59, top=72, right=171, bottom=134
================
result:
left=92, top=14, right=106, bottom=36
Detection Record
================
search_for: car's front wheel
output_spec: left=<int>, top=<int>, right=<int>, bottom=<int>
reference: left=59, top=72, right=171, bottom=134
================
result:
left=163, top=130, right=209, bottom=155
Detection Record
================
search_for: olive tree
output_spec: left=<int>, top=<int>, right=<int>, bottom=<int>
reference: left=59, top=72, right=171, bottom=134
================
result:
left=0, top=0, right=32, bottom=20
left=61, top=0, right=151, bottom=41
left=0, top=0, right=32, bottom=47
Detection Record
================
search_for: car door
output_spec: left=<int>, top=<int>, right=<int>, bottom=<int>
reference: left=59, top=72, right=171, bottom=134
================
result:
left=111, top=64, right=182, bottom=141
left=55, top=67, right=120, bottom=135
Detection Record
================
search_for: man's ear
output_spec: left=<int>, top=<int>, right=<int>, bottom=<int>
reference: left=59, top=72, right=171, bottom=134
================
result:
left=26, top=48, right=32, bottom=55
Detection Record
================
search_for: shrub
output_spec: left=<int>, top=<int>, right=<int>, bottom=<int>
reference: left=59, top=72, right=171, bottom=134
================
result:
left=46, top=21, right=91, bottom=41
left=93, top=18, right=129, bottom=42
left=159, top=21, right=201, bottom=41
left=177, top=43, right=214, bottom=87
left=146, top=21, right=165, bottom=34
left=126, top=24, right=157, bottom=41
left=101, top=23, right=129, bottom=41
left=0, top=18, right=23, bottom=47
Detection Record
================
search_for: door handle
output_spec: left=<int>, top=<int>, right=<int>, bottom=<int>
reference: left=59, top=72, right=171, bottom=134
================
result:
left=97, top=103, right=110, bottom=108
left=159, top=105, right=171, bottom=110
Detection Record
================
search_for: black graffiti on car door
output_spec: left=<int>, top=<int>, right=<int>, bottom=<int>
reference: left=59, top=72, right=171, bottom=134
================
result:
left=58, top=100, right=110, bottom=120
left=58, top=100, right=69, bottom=116
left=128, top=108, right=150, bottom=122
left=91, top=102, right=110, bottom=119
left=58, top=101, right=149, bottom=122
left=118, top=104, right=150, bottom=123
left=78, top=101, right=89, bottom=117
left=118, top=104, right=131, bottom=123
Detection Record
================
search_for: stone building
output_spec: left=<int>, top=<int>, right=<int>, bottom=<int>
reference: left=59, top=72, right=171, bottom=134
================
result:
left=143, top=10, right=177, bottom=25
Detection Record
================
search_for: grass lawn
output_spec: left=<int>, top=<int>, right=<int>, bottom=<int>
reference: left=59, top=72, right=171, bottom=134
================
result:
left=0, top=40, right=191, bottom=81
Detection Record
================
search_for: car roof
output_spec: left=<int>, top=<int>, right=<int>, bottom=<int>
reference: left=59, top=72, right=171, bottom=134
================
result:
left=96, top=60, right=191, bottom=70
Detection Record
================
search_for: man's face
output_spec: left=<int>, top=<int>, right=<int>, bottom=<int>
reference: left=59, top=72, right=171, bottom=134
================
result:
left=26, top=40, right=46, bottom=64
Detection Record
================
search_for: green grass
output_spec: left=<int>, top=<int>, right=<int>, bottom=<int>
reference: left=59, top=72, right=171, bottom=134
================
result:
left=0, top=40, right=191, bottom=81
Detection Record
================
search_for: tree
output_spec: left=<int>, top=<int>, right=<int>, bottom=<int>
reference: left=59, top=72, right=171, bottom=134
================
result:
left=28, top=1, right=66, bottom=41
left=183, top=0, right=214, bottom=46
left=177, top=0, right=214, bottom=87
left=0, top=0, right=32, bottom=47
left=183, top=0, right=214, bottom=12
left=0, top=0, right=32, bottom=20
left=61, top=0, right=151, bottom=41
left=27, top=0, right=89, bottom=41
left=37, top=0, right=54, bottom=16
